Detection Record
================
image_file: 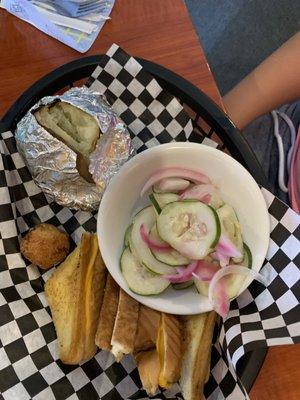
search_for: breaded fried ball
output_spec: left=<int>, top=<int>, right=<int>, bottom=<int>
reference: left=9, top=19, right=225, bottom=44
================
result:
left=20, top=223, right=70, bottom=269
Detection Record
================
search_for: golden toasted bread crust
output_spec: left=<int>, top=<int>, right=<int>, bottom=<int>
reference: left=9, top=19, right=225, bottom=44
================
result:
left=158, top=313, right=182, bottom=388
left=192, top=311, right=216, bottom=398
left=135, top=350, right=160, bottom=396
left=134, top=305, right=161, bottom=353
left=20, top=223, right=70, bottom=269
left=45, top=233, right=106, bottom=365
left=79, top=234, right=107, bottom=362
left=180, top=311, right=216, bottom=400
left=45, top=245, right=81, bottom=363
left=111, top=289, right=139, bottom=361
left=95, top=274, right=119, bottom=350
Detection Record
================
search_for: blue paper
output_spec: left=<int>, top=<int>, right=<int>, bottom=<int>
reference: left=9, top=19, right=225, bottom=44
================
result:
left=55, top=0, right=104, bottom=17
left=3, top=0, right=115, bottom=53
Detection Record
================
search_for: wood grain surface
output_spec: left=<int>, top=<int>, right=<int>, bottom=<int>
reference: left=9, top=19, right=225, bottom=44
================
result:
left=0, top=1, right=299, bottom=398
left=0, top=0, right=220, bottom=117
left=250, top=344, right=300, bottom=400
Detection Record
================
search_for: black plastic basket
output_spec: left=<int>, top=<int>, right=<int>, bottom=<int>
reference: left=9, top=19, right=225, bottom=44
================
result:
left=0, top=55, right=267, bottom=392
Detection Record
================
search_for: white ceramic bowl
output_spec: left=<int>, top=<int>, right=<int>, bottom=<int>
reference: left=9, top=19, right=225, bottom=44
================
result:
left=97, top=142, right=270, bottom=315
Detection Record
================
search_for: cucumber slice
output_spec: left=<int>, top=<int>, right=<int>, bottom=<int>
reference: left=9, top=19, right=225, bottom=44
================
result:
left=157, top=201, right=220, bottom=260
left=193, top=256, right=216, bottom=297
left=150, top=225, right=190, bottom=266
left=153, top=193, right=179, bottom=209
left=149, top=192, right=179, bottom=214
left=195, top=244, right=253, bottom=299
left=194, top=278, right=208, bottom=296
left=181, top=184, right=223, bottom=209
left=217, top=204, right=243, bottom=262
left=124, top=224, right=133, bottom=247
left=209, top=188, right=224, bottom=209
left=149, top=193, right=162, bottom=214
left=121, top=248, right=170, bottom=295
left=172, top=281, right=194, bottom=290
left=224, top=243, right=253, bottom=298
left=153, top=179, right=190, bottom=193
left=194, top=274, right=243, bottom=299
left=131, top=206, right=175, bottom=275
left=241, top=243, right=252, bottom=268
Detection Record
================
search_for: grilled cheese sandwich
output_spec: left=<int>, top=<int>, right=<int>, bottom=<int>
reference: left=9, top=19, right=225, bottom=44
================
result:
left=45, top=233, right=106, bottom=364
left=95, top=274, right=119, bottom=350
left=156, top=313, right=182, bottom=388
left=110, top=289, right=139, bottom=361
left=135, top=350, right=160, bottom=396
left=180, top=311, right=216, bottom=400
left=134, top=305, right=161, bottom=353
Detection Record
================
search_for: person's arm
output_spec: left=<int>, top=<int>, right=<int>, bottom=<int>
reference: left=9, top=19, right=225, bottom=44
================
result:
left=223, top=32, right=300, bottom=130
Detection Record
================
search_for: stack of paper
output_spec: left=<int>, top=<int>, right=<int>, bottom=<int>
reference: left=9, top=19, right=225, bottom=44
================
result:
left=2, top=0, right=115, bottom=52
left=54, top=0, right=108, bottom=18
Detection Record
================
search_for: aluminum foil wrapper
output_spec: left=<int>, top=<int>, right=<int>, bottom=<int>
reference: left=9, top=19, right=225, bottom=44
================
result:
left=15, top=87, right=133, bottom=211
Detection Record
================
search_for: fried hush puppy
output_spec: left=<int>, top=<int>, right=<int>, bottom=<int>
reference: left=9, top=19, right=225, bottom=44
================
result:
left=20, top=223, right=70, bottom=269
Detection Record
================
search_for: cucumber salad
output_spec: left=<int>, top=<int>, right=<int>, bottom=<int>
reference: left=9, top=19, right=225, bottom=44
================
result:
left=120, top=167, right=266, bottom=317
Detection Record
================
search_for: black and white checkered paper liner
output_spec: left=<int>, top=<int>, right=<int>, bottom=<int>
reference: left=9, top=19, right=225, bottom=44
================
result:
left=87, top=44, right=194, bottom=151
left=0, top=45, right=299, bottom=400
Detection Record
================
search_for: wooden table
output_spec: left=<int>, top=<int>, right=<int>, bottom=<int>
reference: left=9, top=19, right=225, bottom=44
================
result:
left=0, top=1, right=299, bottom=399
left=0, top=0, right=221, bottom=116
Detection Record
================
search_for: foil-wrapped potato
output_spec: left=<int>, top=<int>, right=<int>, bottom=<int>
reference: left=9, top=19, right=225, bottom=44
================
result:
left=34, top=101, right=100, bottom=183
left=15, top=87, right=133, bottom=210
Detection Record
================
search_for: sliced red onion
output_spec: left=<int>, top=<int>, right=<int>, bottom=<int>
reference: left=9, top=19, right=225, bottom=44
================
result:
left=192, top=260, right=219, bottom=281
left=140, top=168, right=210, bottom=197
left=201, top=194, right=212, bottom=204
left=216, top=236, right=242, bottom=259
left=176, top=262, right=199, bottom=275
left=192, top=272, right=211, bottom=282
left=211, top=250, right=230, bottom=267
left=176, top=266, right=184, bottom=275
left=179, top=183, right=214, bottom=203
left=163, top=274, right=189, bottom=283
left=154, top=178, right=190, bottom=193
left=140, top=224, right=171, bottom=252
left=214, top=279, right=230, bottom=318
left=164, top=261, right=198, bottom=282
left=208, top=265, right=268, bottom=318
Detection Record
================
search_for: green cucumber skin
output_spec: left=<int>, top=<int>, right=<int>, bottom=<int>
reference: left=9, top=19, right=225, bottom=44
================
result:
left=120, top=247, right=125, bottom=272
left=129, top=285, right=170, bottom=296
left=149, top=193, right=162, bottom=214
left=150, top=193, right=179, bottom=214
left=124, top=224, right=133, bottom=247
left=152, top=185, right=160, bottom=194
left=157, top=200, right=221, bottom=259
left=172, top=281, right=194, bottom=290
left=217, top=204, right=243, bottom=262
left=133, top=206, right=150, bottom=219
left=150, top=225, right=189, bottom=267
left=242, top=243, right=252, bottom=268
left=120, top=248, right=170, bottom=296
left=129, top=285, right=170, bottom=297
left=142, top=261, right=160, bottom=275
left=130, top=206, right=175, bottom=275
left=208, top=205, right=221, bottom=248
left=193, top=278, right=209, bottom=296
left=151, top=250, right=187, bottom=267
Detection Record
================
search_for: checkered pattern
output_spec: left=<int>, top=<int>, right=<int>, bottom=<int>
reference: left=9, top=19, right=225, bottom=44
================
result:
left=220, top=188, right=300, bottom=370
left=87, top=44, right=193, bottom=151
left=204, top=338, right=248, bottom=400
left=0, top=45, right=299, bottom=400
